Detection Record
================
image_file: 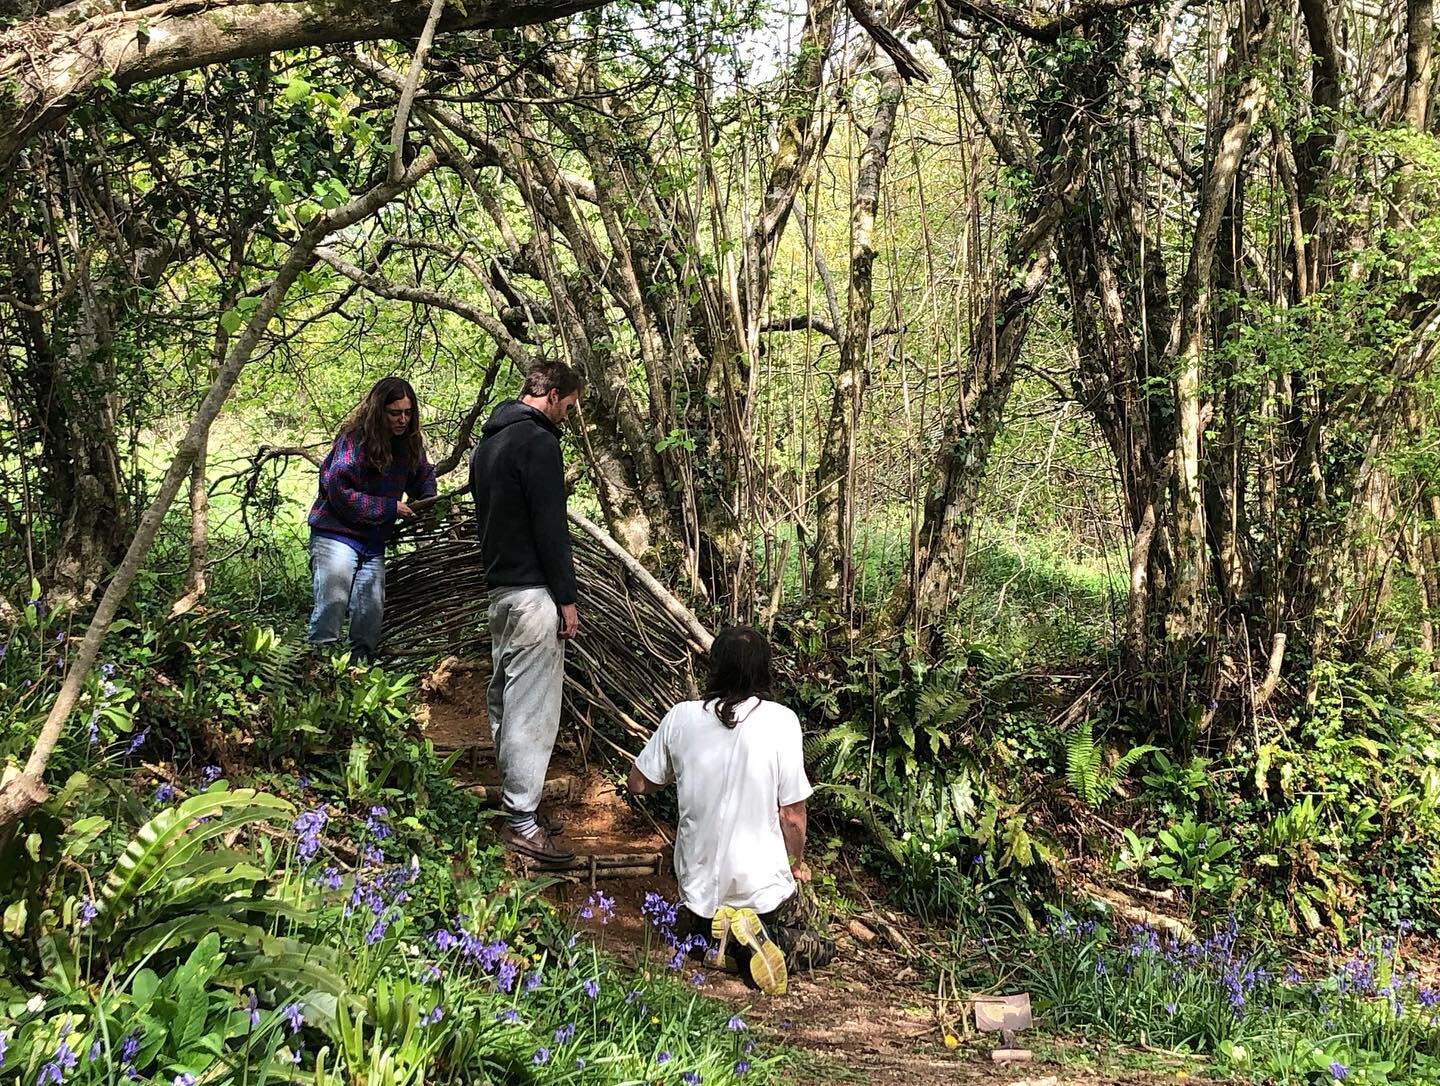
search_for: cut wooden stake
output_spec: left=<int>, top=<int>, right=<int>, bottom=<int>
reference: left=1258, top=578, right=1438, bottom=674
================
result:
left=469, top=776, right=574, bottom=805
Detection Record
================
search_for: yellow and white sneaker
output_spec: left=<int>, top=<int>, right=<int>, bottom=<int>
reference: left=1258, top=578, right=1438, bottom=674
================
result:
left=711, top=906, right=788, bottom=995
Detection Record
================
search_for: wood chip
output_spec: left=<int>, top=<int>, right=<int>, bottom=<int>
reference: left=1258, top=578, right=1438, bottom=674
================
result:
left=847, top=919, right=879, bottom=944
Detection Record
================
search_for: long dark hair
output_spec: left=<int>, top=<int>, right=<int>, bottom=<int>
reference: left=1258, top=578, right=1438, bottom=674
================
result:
left=703, top=626, right=772, bottom=729
left=339, top=376, right=424, bottom=472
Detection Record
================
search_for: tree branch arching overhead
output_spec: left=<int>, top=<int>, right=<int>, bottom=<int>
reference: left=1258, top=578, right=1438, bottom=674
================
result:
left=0, top=0, right=608, bottom=163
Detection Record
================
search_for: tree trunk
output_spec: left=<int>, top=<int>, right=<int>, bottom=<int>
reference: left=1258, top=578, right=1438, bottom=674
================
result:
left=1164, top=3, right=1274, bottom=645
left=812, top=65, right=904, bottom=607
left=890, top=197, right=1069, bottom=636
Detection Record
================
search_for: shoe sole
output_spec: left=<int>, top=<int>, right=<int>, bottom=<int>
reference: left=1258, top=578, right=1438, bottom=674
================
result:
left=713, top=907, right=787, bottom=995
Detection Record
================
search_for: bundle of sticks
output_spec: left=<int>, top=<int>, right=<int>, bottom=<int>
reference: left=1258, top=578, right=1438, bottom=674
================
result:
left=383, top=493, right=713, bottom=759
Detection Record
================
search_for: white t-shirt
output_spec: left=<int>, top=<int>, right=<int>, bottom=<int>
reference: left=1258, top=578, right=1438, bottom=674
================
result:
left=635, top=697, right=813, bottom=918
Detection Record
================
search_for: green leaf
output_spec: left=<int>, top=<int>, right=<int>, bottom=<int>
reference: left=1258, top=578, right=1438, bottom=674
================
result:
left=3, top=899, right=26, bottom=935
left=220, top=309, right=244, bottom=336
left=283, top=77, right=313, bottom=104
left=97, top=789, right=294, bottom=932
left=133, top=967, right=161, bottom=1006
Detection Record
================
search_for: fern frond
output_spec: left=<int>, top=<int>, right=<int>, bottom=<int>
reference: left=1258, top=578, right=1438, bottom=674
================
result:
left=806, top=722, right=868, bottom=780
left=812, top=782, right=904, bottom=863
left=1065, top=720, right=1102, bottom=804
left=1107, top=743, right=1159, bottom=783
left=99, top=789, right=294, bottom=933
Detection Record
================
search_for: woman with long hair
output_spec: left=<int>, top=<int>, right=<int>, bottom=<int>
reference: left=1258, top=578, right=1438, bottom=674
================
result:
left=628, top=626, right=835, bottom=995
left=306, top=376, right=436, bottom=662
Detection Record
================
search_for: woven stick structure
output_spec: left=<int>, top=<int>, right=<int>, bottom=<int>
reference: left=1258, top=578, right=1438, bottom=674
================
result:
left=383, top=493, right=713, bottom=756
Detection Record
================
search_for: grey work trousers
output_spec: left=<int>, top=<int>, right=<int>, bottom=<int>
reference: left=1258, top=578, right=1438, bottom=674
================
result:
left=487, top=586, right=566, bottom=815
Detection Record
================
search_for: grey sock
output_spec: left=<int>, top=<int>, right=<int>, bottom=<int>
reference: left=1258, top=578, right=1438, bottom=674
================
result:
left=507, top=811, right=539, bottom=836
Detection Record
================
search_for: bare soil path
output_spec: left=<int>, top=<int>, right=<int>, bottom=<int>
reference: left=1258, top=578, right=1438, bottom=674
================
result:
left=417, top=660, right=1211, bottom=1086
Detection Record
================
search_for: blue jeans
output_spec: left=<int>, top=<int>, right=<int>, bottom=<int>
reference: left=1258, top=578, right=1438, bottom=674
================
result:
left=307, top=535, right=386, bottom=659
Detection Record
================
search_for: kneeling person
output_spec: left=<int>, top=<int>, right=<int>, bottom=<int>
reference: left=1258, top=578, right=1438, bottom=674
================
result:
left=628, top=626, right=834, bottom=995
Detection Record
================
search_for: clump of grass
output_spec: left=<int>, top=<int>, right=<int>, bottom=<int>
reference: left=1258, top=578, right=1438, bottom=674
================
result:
left=1014, top=910, right=1440, bottom=1083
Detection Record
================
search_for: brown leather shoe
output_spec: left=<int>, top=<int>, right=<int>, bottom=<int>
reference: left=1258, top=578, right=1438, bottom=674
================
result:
left=498, top=824, right=575, bottom=864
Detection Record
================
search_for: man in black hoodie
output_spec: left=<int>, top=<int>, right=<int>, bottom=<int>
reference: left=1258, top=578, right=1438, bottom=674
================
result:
left=469, top=362, right=582, bottom=863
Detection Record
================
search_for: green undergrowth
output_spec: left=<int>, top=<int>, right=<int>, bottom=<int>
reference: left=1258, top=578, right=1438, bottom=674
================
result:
left=0, top=601, right=783, bottom=1086
left=961, top=909, right=1440, bottom=1084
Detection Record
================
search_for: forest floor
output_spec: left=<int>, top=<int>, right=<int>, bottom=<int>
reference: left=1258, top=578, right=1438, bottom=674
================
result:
left=417, top=660, right=1217, bottom=1086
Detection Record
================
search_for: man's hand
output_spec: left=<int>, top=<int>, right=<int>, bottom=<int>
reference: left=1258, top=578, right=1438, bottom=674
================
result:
left=558, top=602, right=579, bottom=640
left=396, top=501, right=415, bottom=519
left=791, top=860, right=812, bottom=883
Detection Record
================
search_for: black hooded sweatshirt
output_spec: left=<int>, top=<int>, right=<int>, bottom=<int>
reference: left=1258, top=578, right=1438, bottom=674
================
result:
left=468, top=400, right=577, bottom=605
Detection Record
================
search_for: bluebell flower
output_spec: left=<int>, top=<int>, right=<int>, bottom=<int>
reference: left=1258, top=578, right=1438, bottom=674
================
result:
left=201, top=765, right=221, bottom=785
left=625, top=989, right=642, bottom=1004
left=642, top=891, right=678, bottom=932
left=282, top=1003, right=304, bottom=1034
left=86, top=713, right=100, bottom=746
left=554, top=1023, right=575, bottom=1044
left=87, top=1042, right=100, bottom=1063
left=727, top=1015, right=746, bottom=1032
left=0, top=1030, right=8, bottom=1069
left=656, top=1051, right=672, bottom=1065
left=126, top=728, right=148, bottom=754
left=422, top=964, right=441, bottom=983
left=36, top=1040, right=77, bottom=1085
left=173, top=1074, right=195, bottom=1086
left=153, top=783, right=175, bottom=804
left=424, top=1007, right=444, bottom=1026
left=734, top=1060, right=751, bottom=1076
left=576, top=1058, right=586, bottom=1069
left=581, top=890, right=615, bottom=924
left=102, top=682, right=117, bottom=699
left=323, top=867, right=342, bottom=891
left=362, top=845, right=385, bottom=866
left=1094, top=960, right=1106, bottom=977
left=78, top=899, right=97, bottom=927
left=365, top=806, right=392, bottom=840
left=497, top=959, right=519, bottom=993
left=1330, top=1062, right=1348, bottom=1081
left=119, top=1031, right=141, bottom=1064
left=690, top=971, right=705, bottom=988
left=525, top=969, right=543, bottom=992
left=434, top=929, right=458, bottom=952
left=366, top=917, right=390, bottom=945
left=583, top=978, right=600, bottom=1000
left=499, top=1009, right=521, bottom=1024
left=100, top=662, right=115, bottom=678
left=472, top=938, right=508, bottom=972
left=293, top=808, right=327, bottom=862
left=681, top=1073, right=702, bottom=1085
left=247, top=991, right=260, bottom=1027
left=532, top=1047, right=550, bottom=1065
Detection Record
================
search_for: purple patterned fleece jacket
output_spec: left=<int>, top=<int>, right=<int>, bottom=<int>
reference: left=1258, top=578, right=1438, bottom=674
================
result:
left=307, top=432, right=437, bottom=554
